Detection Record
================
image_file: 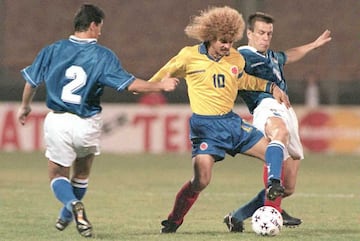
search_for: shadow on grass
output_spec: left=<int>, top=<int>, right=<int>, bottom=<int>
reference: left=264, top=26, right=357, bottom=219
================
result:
left=93, top=230, right=229, bottom=240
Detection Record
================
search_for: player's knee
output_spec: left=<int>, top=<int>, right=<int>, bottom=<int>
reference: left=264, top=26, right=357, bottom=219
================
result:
left=191, top=177, right=211, bottom=192
left=266, top=121, right=289, bottom=142
left=278, top=126, right=289, bottom=139
left=199, top=178, right=211, bottom=190
left=273, top=123, right=289, bottom=139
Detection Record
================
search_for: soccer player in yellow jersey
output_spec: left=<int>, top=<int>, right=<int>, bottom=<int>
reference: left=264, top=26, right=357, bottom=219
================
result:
left=149, top=6, right=290, bottom=233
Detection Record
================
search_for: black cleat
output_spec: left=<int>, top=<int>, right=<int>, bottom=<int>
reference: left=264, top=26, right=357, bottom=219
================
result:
left=281, top=209, right=302, bottom=227
left=72, top=201, right=93, bottom=238
left=160, top=219, right=182, bottom=233
left=55, top=218, right=71, bottom=231
left=223, top=213, right=244, bottom=232
left=266, top=179, right=285, bottom=201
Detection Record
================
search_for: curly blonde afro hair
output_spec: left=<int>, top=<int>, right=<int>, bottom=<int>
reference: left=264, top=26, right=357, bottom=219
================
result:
left=185, top=6, right=245, bottom=42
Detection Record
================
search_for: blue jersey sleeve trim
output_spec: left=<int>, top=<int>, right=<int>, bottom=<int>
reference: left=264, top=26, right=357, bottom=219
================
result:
left=117, top=75, right=136, bottom=91
left=21, top=68, right=38, bottom=87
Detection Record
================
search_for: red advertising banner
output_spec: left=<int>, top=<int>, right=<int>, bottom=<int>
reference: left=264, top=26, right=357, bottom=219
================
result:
left=1, top=103, right=360, bottom=154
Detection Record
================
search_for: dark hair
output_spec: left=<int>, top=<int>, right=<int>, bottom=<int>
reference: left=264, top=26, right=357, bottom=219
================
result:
left=73, top=4, right=105, bottom=32
left=247, top=12, right=274, bottom=31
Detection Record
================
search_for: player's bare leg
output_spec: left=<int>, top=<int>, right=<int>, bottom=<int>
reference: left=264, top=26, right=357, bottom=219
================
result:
left=161, top=154, right=213, bottom=233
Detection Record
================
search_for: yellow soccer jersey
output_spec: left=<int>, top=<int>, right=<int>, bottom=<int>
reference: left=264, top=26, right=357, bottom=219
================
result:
left=150, top=44, right=272, bottom=115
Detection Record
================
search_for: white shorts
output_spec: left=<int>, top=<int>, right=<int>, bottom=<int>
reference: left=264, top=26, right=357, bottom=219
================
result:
left=43, top=112, right=102, bottom=167
left=252, top=98, right=304, bottom=160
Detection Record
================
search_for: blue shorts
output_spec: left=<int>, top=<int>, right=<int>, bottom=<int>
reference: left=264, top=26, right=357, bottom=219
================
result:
left=189, top=111, right=264, bottom=161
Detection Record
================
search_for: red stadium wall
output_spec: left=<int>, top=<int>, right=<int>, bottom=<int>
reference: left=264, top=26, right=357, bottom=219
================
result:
left=2, top=103, right=360, bottom=154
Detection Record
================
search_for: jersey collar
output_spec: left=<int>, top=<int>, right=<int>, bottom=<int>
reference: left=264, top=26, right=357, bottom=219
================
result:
left=199, top=42, right=208, bottom=55
left=199, top=42, right=221, bottom=61
left=69, top=35, right=98, bottom=44
left=238, top=45, right=268, bottom=57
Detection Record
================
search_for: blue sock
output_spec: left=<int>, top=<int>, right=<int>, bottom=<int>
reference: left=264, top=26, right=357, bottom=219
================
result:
left=265, top=141, right=284, bottom=184
left=51, top=177, right=78, bottom=215
left=59, top=178, right=88, bottom=221
left=233, top=189, right=265, bottom=221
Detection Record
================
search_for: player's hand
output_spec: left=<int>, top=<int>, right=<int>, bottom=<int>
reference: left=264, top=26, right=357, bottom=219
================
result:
left=313, top=29, right=332, bottom=49
left=272, top=85, right=291, bottom=108
left=160, top=73, right=180, bottom=92
left=17, top=105, right=32, bottom=125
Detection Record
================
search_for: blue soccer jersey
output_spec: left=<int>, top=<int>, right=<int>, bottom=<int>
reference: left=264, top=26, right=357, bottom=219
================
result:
left=237, top=46, right=288, bottom=113
left=21, top=35, right=136, bottom=117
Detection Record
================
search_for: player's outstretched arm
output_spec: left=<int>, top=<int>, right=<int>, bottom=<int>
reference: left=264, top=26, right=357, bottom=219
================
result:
left=285, top=29, right=332, bottom=64
left=128, top=73, right=179, bottom=93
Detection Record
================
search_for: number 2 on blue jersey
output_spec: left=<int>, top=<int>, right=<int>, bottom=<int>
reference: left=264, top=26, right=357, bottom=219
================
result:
left=61, top=65, right=87, bottom=104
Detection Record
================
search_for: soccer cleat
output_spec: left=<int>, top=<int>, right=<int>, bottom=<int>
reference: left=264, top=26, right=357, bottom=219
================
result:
left=266, top=179, right=285, bottom=201
left=72, top=201, right=93, bottom=238
left=160, top=219, right=182, bottom=233
left=55, top=218, right=71, bottom=231
left=281, top=209, right=302, bottom=227
left=223, top=213, right=244, bottom=232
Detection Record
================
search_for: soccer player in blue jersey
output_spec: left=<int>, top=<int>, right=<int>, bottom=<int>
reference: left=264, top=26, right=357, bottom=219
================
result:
left=17, top=4, right=179, bottom=238
left=223, top=12, right=332, bottom=231
left=149, top=6, right=291, bottom=233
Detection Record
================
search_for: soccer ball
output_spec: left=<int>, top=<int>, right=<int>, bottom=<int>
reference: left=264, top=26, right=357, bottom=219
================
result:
left=251, top=206, right=283, bottom=236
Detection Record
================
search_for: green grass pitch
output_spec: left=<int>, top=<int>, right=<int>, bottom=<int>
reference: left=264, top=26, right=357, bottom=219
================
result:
left=1, top=151, right=359, bottom=240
